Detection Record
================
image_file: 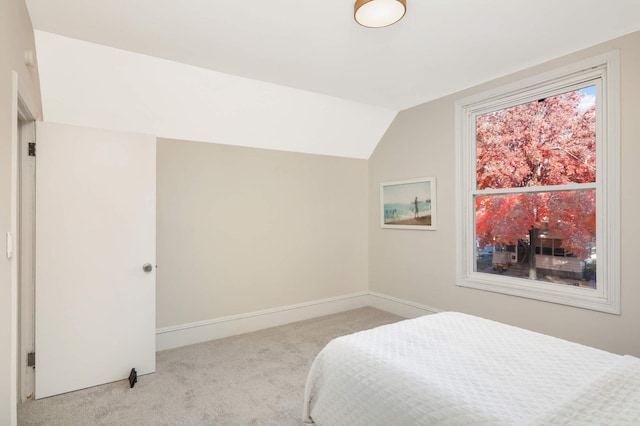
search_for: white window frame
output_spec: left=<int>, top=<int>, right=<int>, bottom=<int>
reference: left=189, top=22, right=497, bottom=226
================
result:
left=455, top=51, right=620, bottom=314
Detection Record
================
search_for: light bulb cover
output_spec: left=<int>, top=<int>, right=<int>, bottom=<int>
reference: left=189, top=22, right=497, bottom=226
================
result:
left=354, top=0, right=407, bottom=28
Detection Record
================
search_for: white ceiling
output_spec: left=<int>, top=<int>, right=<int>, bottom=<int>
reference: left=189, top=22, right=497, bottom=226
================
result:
left=26, top=0, right=640, bottom=110
left=25, top=0, right=640, bottom=158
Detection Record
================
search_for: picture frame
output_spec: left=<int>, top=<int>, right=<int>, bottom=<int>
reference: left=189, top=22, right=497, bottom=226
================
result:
left=380, top=177, right=437, bottom=230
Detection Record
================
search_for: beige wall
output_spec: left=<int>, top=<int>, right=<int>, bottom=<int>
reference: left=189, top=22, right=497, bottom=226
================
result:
left=157, top=139, right=368, bottom=328
left=369, top=31, right=640, bottom=357
left=0, top=0, right=42, bottom=423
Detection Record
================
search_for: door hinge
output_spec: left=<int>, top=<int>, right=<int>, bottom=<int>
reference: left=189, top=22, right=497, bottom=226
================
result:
left=28, top=142, right=36, bottom=157
left=27, top=352, right=35, bottom=368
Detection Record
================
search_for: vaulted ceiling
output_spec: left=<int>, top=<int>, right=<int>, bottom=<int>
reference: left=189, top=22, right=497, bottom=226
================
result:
left=26, top=0, right=640, bottom=158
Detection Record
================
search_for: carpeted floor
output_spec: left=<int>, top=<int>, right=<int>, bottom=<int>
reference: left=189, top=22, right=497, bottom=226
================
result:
left=18, top=307, right=403, bottom=425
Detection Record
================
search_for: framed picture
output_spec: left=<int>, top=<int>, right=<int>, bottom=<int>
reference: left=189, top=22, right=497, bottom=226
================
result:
left=380, top=177, right=437, bottom=230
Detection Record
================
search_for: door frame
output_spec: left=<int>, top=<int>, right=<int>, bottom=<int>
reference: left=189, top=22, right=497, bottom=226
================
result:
left=17, top=97, right=36, bottom=402
left=6, top=71, right=36, bottom=416
left=10, top=71, right=37, bottom=425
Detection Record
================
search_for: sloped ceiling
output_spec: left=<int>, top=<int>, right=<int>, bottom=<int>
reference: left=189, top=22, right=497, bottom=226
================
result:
left=26, top=0, right=640, bottom=158
left=33, top=31, right=396, bottom=159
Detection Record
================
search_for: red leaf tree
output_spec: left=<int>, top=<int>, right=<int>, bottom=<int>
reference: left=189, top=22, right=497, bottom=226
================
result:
left=475, top=88, right=596, bottom=279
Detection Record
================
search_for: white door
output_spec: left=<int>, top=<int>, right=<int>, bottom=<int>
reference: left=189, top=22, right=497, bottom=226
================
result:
left=35, top=122, right=156, bottom=399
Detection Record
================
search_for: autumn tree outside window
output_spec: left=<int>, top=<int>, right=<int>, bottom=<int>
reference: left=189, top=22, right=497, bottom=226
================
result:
left=455, top=52, right=620, bottom=313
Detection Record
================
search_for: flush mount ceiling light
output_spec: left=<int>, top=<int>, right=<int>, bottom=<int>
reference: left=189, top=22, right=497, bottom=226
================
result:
left=354, top=0, right=407, bottom=28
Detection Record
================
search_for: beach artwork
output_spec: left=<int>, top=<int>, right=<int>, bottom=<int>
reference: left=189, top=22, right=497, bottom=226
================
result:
left=381, top=177, right=437, bottom=230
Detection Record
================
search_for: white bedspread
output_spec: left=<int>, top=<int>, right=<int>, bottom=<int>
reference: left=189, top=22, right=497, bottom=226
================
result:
left=303, top=312, right=635, bottom=425
left=529, top=354, right=640, bottom=425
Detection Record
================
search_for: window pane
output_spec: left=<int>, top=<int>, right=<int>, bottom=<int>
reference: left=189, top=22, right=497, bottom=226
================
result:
left=475, top=190, right=596, bottom=288
left=476, top=86, right=596, bottom=190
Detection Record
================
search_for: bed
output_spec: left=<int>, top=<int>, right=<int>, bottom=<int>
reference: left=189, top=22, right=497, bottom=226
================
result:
left=302, top=312, right=640, bottom=425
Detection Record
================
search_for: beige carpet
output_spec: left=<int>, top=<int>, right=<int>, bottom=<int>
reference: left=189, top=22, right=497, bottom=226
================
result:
left=18, top=307, right=402, bottom=425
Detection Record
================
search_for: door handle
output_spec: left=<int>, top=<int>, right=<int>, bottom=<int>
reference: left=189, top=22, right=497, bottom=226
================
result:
left=142, top=263, right=153, bottom=273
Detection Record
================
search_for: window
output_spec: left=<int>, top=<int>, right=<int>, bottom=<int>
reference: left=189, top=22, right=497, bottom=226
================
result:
left=455, top=52, right=620, bottom=313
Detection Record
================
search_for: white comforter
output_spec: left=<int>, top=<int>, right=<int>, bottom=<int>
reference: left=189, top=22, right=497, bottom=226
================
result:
left=303, top=312, right=639, bottom=425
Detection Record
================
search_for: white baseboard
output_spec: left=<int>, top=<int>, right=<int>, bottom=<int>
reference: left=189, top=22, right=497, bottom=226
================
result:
left=156, top=292, right=369, bottom=351
left=367, top=292, right=441, bottom=318
left=156, top=291, right=443, bottom=351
